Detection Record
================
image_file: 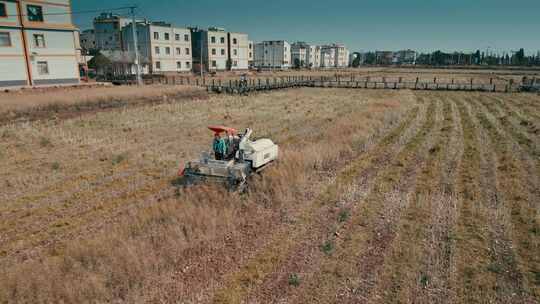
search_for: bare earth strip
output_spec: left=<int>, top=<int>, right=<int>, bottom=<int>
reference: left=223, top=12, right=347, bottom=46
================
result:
left=236, top=97, right=429, bottom=303
left=208, top=102, right=424, bottom=304
left=285, top=97, right=439, bottom=304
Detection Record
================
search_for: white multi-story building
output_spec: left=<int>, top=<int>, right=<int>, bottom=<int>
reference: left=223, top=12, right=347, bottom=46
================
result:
left=191, top=27, right=229, bottom=72
left=253, top=40, right=290, bottom=69
left=320, top=43, right=349, bottom=68
left=291, top=42, right=308, bottom=68
left=307, top=45, right=321, bottom=68
left=320, top=46, right=335, bottom=68
left=228, top=32, right=249, bottom=70
left=0, top=0, right=80, bottom=88
left=122, top=21, right=192, bottom=74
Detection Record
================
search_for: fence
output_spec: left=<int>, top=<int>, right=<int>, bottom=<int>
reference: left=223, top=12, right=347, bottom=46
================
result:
left=111, top=74, right=520, bottom=94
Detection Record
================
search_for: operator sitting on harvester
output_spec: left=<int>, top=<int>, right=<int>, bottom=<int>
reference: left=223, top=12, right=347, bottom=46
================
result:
left=213, top=133, right=227, bottom=160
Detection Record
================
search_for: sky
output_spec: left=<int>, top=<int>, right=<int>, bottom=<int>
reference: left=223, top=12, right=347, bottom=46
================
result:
left=73, top=0, right=540, bottom=54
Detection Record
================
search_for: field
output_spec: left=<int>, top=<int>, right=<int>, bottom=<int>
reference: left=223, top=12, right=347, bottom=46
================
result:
left=0, top=75, right=539, bottom=303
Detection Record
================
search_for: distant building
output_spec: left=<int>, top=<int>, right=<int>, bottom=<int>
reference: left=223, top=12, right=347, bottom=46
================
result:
left=307, top=45, right=321, bottom=68
left=228, top=32, right=249, bottom=70
left=122, top=21, right=192, bottom=74
left=0, top=0, right=80, bottom=87
left=376, top=51, right=394, bottom=65
left=321, top=44, right=349, bottom=68
left=80, top=29, right=96, bottom=53
left=93, top=13, right=133, bottom=50
left=253, top=40, right=291, bottom=69
left=395, top=49, right=416, bottom=65
left=291, top=42, right=309, bottom=68
left=191, top=27, right=230, bottom=72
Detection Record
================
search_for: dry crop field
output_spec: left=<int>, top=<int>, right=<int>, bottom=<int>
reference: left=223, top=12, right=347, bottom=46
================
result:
left=0, top=85, right=539, bottom=303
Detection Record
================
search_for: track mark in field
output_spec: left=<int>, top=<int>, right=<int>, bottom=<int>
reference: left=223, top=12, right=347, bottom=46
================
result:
left=209, top=105, right=422, bottom=304
left=369, top=96, right=459, bottom=303
left=240, top=101, right=428, bottom=303
left=453, top=98, right=502, bottom=303
left=287, top=98, right=439, bottom=304
left=418, top=98, right=464, bottom=303
left=469, top=97, right=539, bottom=300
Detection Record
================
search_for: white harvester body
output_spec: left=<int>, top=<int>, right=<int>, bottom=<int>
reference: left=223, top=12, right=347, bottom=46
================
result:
left=181, top=127, right=278, bottom=189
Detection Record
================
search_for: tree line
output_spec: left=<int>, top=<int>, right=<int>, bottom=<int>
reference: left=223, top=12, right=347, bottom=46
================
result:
left=356, top=48, right=540, bottom=66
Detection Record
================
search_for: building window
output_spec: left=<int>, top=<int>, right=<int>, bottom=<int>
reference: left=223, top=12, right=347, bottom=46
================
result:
left=184, top=34, right=189, bottom=41
left=211, top=36, right=215, bottom=43
left=220, top=49, right=225, bottom=55
left=233, top=49, right=237, bottom=56
left=175, top=34, right=180, bottom=41
left=186, top=61, right=190, bottom=68
left=27, top=5, right=43, bottom=22
left=33, top=34, right=45, bottom=48
left=233, top=38, right=237, bottom=45
left=185, top=48, right=189, bottom=55
left=211, top=48, right=216, bottom=55
left=0, top=3, right=6, bottom=17
left=165, top=47, right=170, bottom=55
left=153, top=32, right=159, bottom=40
left=155, top=46, right=160, bottom=54
left=0, top=32, right=11, bottom=47
left=249, top=52, right=252, bottom=57
left=155, top=61, right=161, bottom=69
left=37, top=61, right=49, bottom=75
left=176, top=47, right=181, bottom=55
left=220, top=37, right=225, bottom=44
left=249, top=44, right=252, bottom=49
left=177, top=61, right=182, bottom=69
left=164, top=33, right=170, bottom=40
left=233, top=60, right=237, bottom=67
left=211, top=60, right=216, bottom=67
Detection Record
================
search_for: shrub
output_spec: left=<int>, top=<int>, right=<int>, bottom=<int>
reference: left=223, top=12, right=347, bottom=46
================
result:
left=39, top=136, right=52, bottom=147
left=112, top=153, right=127, bottom=165
left=321, top=241, right=334, bottom=255
left=288, top=273, right=300, bottom=287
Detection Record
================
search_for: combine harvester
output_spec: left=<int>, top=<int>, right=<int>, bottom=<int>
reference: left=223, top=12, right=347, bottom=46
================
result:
left=179, top=126, right=279, bottom=191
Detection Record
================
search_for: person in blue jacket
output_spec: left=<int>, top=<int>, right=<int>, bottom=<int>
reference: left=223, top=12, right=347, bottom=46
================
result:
left=213, top=133, right=227, bottom=160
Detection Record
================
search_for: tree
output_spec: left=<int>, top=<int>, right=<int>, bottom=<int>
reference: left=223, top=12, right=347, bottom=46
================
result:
left=87, top=53, right=110, bottom=69
left=352, top=56, right=361, bottom=67
left=293, top=58, right=301, bottom=69
left=515, top=48, right=525, bottom=65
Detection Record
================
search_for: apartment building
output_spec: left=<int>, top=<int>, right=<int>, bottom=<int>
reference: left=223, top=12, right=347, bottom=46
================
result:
left=376, top=51, right=394, bottom=65
left=395, top=49, right=416, bottom=65
left=228, top=32, right=249, bottom=70
left=321, top=44, right=349, bottom=68
left=0, top=0, right=80, bottom=87
left=307, top=45, right=321, bottom=68
left=253, top=40, right=291, bottom=69
left=93, top=13, right=134, bottom=50
left=320, top=50, right=333, bottom=68
left=291, top=41, right=308, bottom=68
left=191, top=27, right=229, bottom=72
left=122, top=21, right=192, bottom=74
left=80, top=29, right=96, bottom=52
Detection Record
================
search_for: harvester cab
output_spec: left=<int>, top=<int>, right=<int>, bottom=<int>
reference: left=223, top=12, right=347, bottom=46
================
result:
left=179, top=126, right=279, bottom=190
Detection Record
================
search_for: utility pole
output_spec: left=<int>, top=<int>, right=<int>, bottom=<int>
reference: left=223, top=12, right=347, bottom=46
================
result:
left=130, top=6, right=142, bottom=85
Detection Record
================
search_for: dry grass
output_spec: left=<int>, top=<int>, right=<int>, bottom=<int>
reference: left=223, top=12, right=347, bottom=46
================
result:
left=0, top=88, right=412, bottom=302
left=0, top=86, right=538, bottom=303
left=0, top=85, right=207, bottom=125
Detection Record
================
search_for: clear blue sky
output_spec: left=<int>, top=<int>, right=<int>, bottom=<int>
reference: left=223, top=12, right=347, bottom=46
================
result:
left=73, top=0, right=540, bottom=54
